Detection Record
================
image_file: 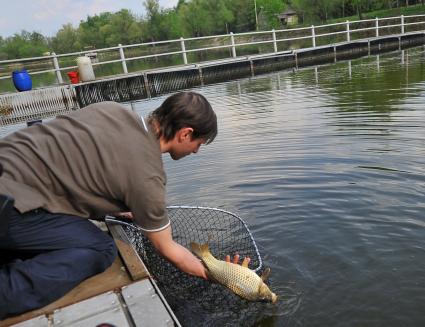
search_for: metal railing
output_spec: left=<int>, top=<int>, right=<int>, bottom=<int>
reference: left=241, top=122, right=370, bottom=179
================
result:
left=0, top=85, right=78, bottom=125
left=1, top=14, right=425, bottom=89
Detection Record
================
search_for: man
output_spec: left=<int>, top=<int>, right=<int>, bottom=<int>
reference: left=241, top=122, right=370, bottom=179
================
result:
left=0, top=91, right=216, bottom=319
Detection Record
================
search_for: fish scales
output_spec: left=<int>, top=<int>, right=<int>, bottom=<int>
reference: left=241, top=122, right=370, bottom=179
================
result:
left=190, top=242, right=277, bottom=303
left=201, top=250, right=261, bottom=299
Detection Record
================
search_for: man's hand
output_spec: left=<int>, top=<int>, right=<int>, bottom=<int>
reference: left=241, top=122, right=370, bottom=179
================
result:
left=225, top=254, right=251, bottom=267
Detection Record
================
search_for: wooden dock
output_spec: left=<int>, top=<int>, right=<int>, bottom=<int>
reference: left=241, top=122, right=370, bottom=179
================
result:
left=0, top=221, right=181, bottom=327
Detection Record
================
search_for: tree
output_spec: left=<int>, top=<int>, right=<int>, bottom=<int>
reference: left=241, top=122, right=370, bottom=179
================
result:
left=256, top=0, right=286, bottom=29
left=143, top=0, right=162, bottom=41
left=102, top=9, right=143, bottom=45
left=352, top=0, right=368, bottom=19
left=77, top=12, right=114, bottom=49
left=177, top=0, right=234, bottom=36
left=0, top=36, right=7, bottom=60
left=176, top=0, right=186, bottom=9
left=226, top=0, right=256, bottom=32
left=51, top=24, right=79, bottom=54
left=158, top=9, right=185, bottom=39
left=0, top=31, right=49, bottom=59
left=2, top=0, right=425, bottom=60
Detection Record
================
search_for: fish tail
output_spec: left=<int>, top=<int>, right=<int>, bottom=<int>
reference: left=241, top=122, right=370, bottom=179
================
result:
left=190, top=242, right=210, bottom=258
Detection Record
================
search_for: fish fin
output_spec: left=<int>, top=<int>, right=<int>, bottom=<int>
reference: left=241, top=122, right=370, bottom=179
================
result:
left=241, top=258, right=249, bottom=268
left=260, top=267, right=271, bottom=281
left=190, top=241, right=210, bottom=258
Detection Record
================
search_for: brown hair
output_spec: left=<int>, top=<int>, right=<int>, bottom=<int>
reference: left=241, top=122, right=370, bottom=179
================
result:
left=148, top=92, right=217, bottom=144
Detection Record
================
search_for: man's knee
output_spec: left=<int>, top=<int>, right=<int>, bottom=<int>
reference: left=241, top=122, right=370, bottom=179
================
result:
left=63, top=217, right=117, bottom=271
left=101, top=236, right=118, bottom=270
left=0, top=242, right=118, bottom=320
left=90, top=234, right=117, bottom=272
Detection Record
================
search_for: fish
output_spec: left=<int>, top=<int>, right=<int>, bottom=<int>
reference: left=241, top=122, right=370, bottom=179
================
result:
left=190, top=241, right=278, bottom=303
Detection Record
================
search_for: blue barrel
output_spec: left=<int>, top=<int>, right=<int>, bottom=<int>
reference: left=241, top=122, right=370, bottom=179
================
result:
left=12, top=69, right=32, bottom=92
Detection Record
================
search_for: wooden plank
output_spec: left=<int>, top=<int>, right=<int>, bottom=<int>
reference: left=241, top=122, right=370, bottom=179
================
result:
left=52, top=292, right=130, bottom=327
left=0, top=256, right=132, bottom=327
left=122, top=279, right=175, bottom=327
left=107, top=222, right=150, bottom=281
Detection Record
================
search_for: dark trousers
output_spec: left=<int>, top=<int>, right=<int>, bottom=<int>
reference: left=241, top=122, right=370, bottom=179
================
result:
left=0, top=209, right=117, bottom=319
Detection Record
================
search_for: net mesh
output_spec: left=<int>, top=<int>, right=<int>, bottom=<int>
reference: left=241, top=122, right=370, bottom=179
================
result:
left=121, top=206, right=269, bottom=326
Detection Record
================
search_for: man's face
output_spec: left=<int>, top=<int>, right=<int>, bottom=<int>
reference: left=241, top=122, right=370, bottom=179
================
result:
left=169, top=134, right=205, bottom=160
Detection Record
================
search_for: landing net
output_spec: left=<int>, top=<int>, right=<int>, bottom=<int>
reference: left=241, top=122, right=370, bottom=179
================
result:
left=116, top=206, right=268, bottom=326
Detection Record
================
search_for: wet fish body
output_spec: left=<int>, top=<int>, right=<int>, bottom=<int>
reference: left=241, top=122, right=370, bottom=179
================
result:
left=190, top=242, right=277, bottom=303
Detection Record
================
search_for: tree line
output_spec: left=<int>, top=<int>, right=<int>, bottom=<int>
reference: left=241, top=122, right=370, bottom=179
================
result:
left=0, top=0, right=422, bottom=60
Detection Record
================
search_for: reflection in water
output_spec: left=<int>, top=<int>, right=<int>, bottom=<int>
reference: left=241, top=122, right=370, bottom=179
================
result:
left=2, top=47, right=425, bottom=327
left=377, top=54, right=380, bottom=72
left=348, top=60, right=352, bottom=79
left=159, top=46, right=425, bottom=327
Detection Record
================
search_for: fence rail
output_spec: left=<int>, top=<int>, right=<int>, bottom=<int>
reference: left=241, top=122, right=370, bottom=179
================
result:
left=0, top=85, right=78, bottom=125
left=1, top=14, right=425, bottom=90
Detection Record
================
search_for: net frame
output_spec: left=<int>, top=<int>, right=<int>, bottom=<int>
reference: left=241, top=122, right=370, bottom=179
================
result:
left=168, top=205, right=263, bottom=272
left=106, top=206, right=267, bottom=326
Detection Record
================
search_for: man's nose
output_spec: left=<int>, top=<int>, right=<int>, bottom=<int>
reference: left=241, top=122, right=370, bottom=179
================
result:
left=193, top=145, right=201, bottom=154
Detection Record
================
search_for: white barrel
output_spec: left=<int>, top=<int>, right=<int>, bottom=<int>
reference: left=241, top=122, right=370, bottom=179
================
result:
left=77, top=56, right=95, bottom=82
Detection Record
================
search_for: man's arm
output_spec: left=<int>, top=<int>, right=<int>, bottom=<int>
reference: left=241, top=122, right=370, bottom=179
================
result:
left=144, top=225, right=208, bottom=280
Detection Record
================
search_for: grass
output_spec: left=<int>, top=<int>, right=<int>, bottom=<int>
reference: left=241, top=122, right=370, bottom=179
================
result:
left=328, top=3, right=425, bottom=24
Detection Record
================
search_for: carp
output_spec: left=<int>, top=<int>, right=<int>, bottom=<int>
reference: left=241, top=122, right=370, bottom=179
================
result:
left=190, top=242, right=278, bottom=303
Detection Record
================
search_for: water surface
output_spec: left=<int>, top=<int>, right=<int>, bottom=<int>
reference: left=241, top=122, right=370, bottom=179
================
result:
left=2, top=47, right=425, bottom=326
left=133, top=47, right=425, bottom=326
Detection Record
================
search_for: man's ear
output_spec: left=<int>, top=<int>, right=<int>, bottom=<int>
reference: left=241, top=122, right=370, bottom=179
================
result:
left=178, top=127, right=194, bottom=142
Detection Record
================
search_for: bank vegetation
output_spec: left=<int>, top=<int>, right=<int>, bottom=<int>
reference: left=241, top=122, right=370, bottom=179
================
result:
left=0, top=0, right=424, bottom=60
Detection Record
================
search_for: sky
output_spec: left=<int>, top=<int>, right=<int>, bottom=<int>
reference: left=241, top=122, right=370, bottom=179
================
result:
left=0, top=0, right=178, bottom=38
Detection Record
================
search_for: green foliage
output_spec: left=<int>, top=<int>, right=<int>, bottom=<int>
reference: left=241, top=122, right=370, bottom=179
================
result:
left=0, top=31, right=49, bottom=59
left=256, top=0, right=286, bottom=29
left=1, top=0, right=425, bottom=59
left=50, top=24, right=80, bottom=54
left=328, top=2, right=425, bottom=23
left=160, top=10, right=185, bottom=39
left=102, top=9, right=143, bottom=45
left=143, top=0, right=162, bottom=41
left=77, top=12, right=114, bottom=48
left=226, top=0, right=256, bottom=32
left=177, top=0, right=234, bottom=36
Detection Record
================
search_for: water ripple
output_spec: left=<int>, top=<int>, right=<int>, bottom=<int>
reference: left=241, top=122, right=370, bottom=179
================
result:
left=3, top=46, right=425, bottom=327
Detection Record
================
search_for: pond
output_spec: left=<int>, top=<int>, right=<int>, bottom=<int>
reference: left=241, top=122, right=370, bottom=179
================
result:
left=132, top=46, right=425, bottom=326
left=2, top=45, right=425, bottom=326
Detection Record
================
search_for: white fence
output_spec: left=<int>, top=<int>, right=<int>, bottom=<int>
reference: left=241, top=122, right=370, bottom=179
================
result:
left=1, top=14, right=425, bottom=88
left=0, top=85, right=78, bottom=125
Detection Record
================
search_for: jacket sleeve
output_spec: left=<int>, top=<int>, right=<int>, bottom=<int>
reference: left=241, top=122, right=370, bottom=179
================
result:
left=125, top=174, right=170, bottom=232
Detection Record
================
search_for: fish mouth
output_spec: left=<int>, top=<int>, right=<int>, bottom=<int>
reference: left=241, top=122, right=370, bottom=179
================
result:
left=271, top=293, right=278, bottom=304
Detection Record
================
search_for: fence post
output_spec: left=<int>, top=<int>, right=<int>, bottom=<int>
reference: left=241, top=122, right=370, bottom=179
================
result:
left=375, top=17, right=379, bottom=37
left=118, top=44, right=128, bottom=74
left=272, top=29, right=278, bottom=53
left=346, top=20, right=350, bottom=42
left=401, top=15, right=405, bottom=34
left=51, top=52, right=63, bottom=84
left=311, top=25, right=316, bottom=48
left=230, top=32, right=237, bottom=58
left=180, top=37, right=188, bottom=65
